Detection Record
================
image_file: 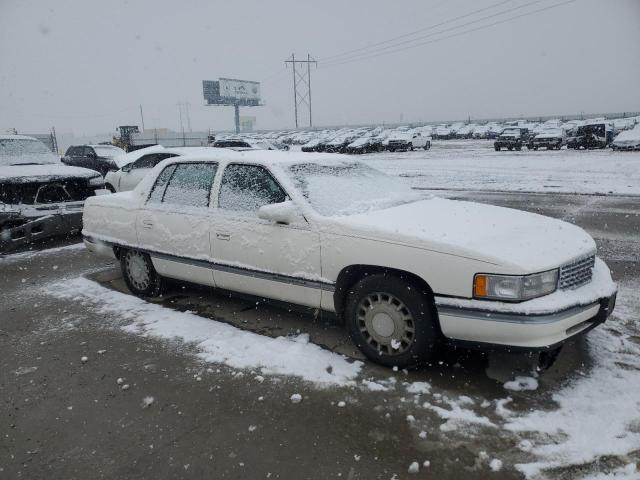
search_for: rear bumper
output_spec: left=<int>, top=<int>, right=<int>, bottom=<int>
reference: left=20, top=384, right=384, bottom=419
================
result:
left=437, top=292, right=616, bottom=351
left=83, top=235, right=117, bottom=259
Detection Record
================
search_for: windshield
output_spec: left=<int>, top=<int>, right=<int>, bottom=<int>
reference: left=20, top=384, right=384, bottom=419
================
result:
left=0, top=138, right=59, bottom=166
left=287, top=161, right=423, bottom=216
left=501, top=129, right=520, bottom=136
left=93, top=145, right=124, bottom=157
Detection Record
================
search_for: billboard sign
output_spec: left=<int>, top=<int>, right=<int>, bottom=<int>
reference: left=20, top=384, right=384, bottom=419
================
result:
left=203, top=78, right=261, bottom=106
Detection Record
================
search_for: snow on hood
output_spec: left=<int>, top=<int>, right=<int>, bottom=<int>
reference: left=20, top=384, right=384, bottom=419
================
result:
left=0, top=163, right=99, bottom=182
left=329, top=198, right=595, bottom=273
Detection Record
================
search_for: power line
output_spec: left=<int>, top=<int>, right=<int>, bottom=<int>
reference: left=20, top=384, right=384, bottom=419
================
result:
left=321, top=0, right=548, bottom=67
left=321, top=0, right=576, bottom=68
left=317, top=0, right=516, bottom=63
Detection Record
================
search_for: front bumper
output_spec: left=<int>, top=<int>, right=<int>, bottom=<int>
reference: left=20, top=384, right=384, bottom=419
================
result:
left=1, top=203, right=84, bottom=253
left=436, top=292, right=616, bottom=350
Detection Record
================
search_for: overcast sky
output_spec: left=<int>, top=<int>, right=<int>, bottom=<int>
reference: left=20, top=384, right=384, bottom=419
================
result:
left=1, top=0, right=639, bottom=136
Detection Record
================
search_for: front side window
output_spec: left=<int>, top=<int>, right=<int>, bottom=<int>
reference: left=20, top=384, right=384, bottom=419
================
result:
left=160, top=163, right=218, bottom=207
left=218, top=164, right=286, bottom=212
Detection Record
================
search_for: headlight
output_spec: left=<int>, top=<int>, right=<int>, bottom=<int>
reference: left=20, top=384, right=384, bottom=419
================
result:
left=473, top=269, right=558, bottom=302
left=89, top=176, right=104, bottom=186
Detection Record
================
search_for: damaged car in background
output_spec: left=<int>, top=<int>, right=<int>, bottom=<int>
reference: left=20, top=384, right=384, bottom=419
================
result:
left=0, top=135, right=103, bottom=252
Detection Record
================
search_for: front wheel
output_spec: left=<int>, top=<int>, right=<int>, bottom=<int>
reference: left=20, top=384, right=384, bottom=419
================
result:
left=121, top=249, right=165, bottom=297
left=344, top=274, right=440, bottom=368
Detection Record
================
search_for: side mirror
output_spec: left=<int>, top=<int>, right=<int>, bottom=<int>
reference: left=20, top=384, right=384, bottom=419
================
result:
left=257, top=201, right=301, bottom=225
left=121, top=164, right=132, bottom=172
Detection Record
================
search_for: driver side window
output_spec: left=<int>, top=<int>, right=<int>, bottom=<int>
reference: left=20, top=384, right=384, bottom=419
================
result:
left=218, top=164, right=286, bottom=213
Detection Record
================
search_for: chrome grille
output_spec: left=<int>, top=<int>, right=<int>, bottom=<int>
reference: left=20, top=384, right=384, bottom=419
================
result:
left=559, top=255, right=595, bottom=290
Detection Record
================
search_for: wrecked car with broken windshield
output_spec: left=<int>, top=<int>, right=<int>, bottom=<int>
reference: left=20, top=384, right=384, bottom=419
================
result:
left=0, top=134, right=103, bottom=252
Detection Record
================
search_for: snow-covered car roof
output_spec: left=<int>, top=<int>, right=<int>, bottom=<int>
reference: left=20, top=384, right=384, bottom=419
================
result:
left=161, top=150, right=350, bottom=169
left=613, top=127, right=640, bottom=143
left=536, top=128, right=564, bottom=138
left=113, top=145, right=166, bottom=168
left=0, top=134, right=40, bottom=141
left=114, top=146, right=238, bottom=169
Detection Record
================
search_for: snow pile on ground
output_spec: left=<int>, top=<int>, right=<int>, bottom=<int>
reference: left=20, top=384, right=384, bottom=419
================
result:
left=504, top=376, right=539, bottom=392
left=1, top=242, right=84, bottom=263
left=45, top=277, right=362, bottom=387
left=502, top=282, right=640, bottom=478
left=424, top=396, right=496, bottom=432
left=362, top=141, right=640, bottom=195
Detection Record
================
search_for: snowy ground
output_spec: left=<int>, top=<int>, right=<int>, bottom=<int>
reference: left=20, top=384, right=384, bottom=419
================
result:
left=2, top=149, right=639, bottom=478
left=359, top=140, right=640, bottom=195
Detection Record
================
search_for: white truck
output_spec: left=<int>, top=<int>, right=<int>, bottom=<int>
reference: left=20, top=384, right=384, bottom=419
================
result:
left=386, top=131, right=431, bottom=152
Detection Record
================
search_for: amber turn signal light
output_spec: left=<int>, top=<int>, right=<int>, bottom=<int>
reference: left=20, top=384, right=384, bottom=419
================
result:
left=474, top=275, right=488, bottom=298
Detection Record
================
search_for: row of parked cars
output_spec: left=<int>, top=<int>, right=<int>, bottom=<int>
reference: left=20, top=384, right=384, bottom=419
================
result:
left=492, top=122, right=629, bottom=151
left=210, top=116, right=640, bottom=155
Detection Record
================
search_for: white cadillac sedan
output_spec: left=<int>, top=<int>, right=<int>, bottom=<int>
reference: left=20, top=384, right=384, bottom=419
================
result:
left=82, top=152, right=617, bottom=368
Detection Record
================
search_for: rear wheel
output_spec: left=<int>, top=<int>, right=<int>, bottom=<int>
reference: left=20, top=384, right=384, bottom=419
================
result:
left=121, top=249, right=165, bottom=297
left=344, top=274, right=439, bottom=368
left=495, top=145, right=500, bottom=151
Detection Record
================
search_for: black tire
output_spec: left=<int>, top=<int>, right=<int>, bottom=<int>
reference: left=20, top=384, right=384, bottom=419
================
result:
left=105, top=183, right=116, bottom=193
left=515, top=145, right=522, bottom=151
left=495, top=145, right=500, bottom=151
left=344, top=274, right=439, bottom=368
left=423, top=144, right=430, bottom=150
left=120, top=249, right=165, bottom=297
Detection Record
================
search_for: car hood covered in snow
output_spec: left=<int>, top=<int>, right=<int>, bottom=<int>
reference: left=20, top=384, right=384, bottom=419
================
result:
left=328, top=198, right=595, bottom=273
left=0, top=164, right=100, bottom=183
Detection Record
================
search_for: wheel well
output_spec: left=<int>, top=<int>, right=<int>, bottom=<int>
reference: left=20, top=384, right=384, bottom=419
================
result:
left=113, top=245, right=123, bottom=259
left=333, top=264, right=436, bottom=317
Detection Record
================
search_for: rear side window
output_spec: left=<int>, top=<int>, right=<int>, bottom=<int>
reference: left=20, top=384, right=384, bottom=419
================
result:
left=218, top=164, right=286, bottom=212
left=133, top=153, right=176, bottom=169
left=148, top=165, right=176, bottom=203
left=153, top=163, right=218, bottom=207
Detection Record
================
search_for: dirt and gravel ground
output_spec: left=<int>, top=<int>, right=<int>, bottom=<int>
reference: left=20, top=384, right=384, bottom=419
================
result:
left=1, top=147, right=639, bottom=479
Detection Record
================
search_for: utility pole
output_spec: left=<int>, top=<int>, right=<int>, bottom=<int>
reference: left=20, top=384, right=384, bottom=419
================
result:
left=178, top=103, right=185, bottom=146
left=185, top=102, right=192, bottom=132
left=139, top=104, right=145, bottom=131
left=285, top=53, right=317, bottom=128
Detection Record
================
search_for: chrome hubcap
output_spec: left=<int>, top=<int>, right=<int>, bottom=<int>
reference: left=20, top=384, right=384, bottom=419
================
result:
left=356, top=292, right=415, bottom=355
left=126, top=252, right=150, bottom=291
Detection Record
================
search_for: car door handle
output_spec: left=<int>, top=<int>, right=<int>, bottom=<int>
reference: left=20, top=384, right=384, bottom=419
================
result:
left=142, top=219, right=154, bottom=229
left=216, top=232, right=231, bottom=241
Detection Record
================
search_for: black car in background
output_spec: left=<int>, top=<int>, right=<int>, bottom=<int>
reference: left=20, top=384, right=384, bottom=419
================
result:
left=494, top=127, right=533, bottom=151
left=62, top=144, right=125, bottom=176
